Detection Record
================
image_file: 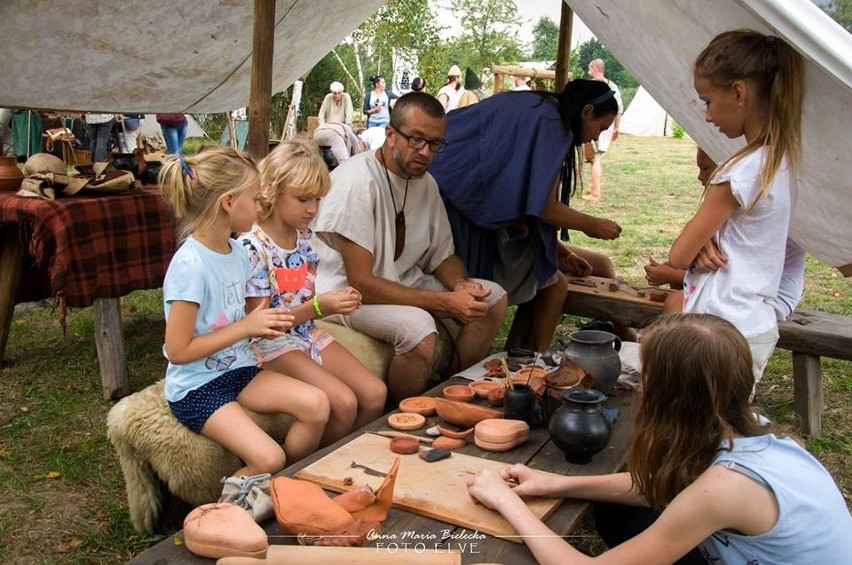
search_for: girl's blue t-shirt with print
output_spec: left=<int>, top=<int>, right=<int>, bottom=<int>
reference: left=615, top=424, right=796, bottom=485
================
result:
left=162, top=237, right=256, bottom=402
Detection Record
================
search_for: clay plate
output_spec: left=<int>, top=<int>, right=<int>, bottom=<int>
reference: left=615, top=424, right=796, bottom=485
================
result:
left=433, top=397, right=503, bottom=428
left=470, top=380, right=503, bottom=398
left=442, top=384, right=475, bottom=403
left=387, top=412, right=426, bottom=431
left=398, top=396, right=437, bottom=416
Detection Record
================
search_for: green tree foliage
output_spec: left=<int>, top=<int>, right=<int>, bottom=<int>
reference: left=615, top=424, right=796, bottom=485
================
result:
left=353, top=0, right=442, bottom=84
left=530, top=16, right=559, bottom=60
left=448, top=0, right=525, bottom=82
left=570, top=38, right=637, bottom=92
left=821, top=0, right=852, bottom=31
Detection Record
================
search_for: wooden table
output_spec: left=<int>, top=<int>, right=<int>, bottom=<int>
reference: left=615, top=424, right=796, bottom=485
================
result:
left=0, top=189, right=176, bottom=398
left=129, top=377, right=638, bottom=564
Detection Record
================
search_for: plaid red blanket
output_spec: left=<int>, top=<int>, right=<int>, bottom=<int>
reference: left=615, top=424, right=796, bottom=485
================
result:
left=0, top=189, right=177, bottom=320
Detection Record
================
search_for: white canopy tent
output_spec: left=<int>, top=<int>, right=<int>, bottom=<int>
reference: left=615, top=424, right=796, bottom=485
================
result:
left=0, top=0, right=849, bottom=273
left=619, top=86, right=673, bottom=137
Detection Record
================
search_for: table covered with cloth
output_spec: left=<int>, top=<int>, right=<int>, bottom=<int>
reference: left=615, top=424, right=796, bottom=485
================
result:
left=0, top=188, right=177, bottom=326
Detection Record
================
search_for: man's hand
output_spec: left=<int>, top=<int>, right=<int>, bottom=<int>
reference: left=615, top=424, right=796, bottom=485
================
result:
left=442, top=286, right=489, bottom=323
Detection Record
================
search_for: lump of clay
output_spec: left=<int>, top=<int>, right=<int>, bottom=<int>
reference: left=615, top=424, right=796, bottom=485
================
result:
left=419, top=447, right=452, bottom=462
left=389, top=435, right=420, bottom=454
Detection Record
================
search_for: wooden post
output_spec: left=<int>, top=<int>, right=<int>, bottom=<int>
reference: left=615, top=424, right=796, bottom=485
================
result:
left=93, top=298, right=130, bottom=399
left=555, top=1, right=574, bottom=90
left=246, top=0, right=275, bottom=160
left=792, top=352, right=823, bottom=436
left=227, top=112, right=238, bottom=149
left=0, top=227, right=25, bottom=363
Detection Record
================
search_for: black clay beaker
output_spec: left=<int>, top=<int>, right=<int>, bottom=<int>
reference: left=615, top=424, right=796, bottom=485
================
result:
left=504, top=384, right=536, bottom=425
left=548, top=387, right=611, bottom=464
left=564, top=330, right=622, bottom=394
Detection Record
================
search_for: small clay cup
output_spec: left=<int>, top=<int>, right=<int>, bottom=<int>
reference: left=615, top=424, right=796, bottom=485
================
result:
left=504, top=384, right=536, bottom=425
left=442, top=384, right=475, bottom=403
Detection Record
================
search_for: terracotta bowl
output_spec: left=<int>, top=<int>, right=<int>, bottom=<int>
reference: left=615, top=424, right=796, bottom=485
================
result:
left=442, top=384, right=475, bottom=403
left=398, top=396, right=437, bottom=417
left=433, top=397, right=503, bottom=428
left=470, top=380, right=503, bottom=398
left=387, top=412, right=425, bottom=431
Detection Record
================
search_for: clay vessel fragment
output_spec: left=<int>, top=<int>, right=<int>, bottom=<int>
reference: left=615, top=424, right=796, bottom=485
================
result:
left=432, top=436, right=467, bottom=450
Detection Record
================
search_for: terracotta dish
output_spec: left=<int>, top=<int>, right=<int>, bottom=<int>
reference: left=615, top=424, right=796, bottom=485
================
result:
left=487, top=387, right=505, bottom=407
left=474, top=419, right=530, bottom=452
left=433, top=397, right=503, bottom=428
left=435, top=424, right=475, bottom=439
left=470, top=380, right=502, bottom=398
left=389, top=436, right=420, bottom=454
left=398, top=396, right=437, bottom=416
left=387, top=412, right=425, bottom=431
left=442, top=384, right=475, bottom=403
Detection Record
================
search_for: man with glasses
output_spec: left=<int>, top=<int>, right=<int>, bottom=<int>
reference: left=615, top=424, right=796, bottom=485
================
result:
left=314, top=92, right=508, bottom=406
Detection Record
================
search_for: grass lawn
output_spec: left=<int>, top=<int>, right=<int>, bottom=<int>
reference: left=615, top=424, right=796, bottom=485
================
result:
left=0, top=135, right=849, bottom=563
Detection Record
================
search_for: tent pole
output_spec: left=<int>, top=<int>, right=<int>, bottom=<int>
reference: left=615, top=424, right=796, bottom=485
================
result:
left=227, top=112, right=238, bottom=149
left=246, top=0, right=275, bottom=159
left=555, top=1, right=574, bottom=89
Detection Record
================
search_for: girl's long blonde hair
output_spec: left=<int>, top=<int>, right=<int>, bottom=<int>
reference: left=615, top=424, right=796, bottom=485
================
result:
left=694, top=29, right=804, bottom=208
left=257, top=139, right=330, bottom=222
left=159, top=146, right=258, bottom=241
left=627, top=313, right=785, bottom=510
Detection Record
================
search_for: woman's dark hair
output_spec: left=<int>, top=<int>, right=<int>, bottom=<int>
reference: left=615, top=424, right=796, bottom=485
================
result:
left=523, top=79, right=619, bottom=195
left=370, top=75, right=385, bottom=88
left=411, top=77, right=425, bottom=92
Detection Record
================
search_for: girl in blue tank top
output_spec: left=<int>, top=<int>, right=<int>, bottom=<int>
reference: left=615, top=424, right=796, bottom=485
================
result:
left=466, top=311, right=852, bottom=564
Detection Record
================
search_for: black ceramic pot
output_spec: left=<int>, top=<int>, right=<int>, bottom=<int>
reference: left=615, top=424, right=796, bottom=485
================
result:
left=564, top=330, right=622, bottom=393
left=548, top=387, right=612, bottom=464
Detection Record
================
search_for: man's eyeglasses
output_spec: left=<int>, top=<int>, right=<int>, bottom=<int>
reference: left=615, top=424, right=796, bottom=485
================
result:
left=393, top=126, right=447, bottom=153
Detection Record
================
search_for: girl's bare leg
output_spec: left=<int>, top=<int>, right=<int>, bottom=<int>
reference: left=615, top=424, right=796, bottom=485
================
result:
left=266, top=351, right=363, bottom=446
left=318, top=342, right=387, bottom=430
left=237, top=370, right=330, bottom=463
left=201, top=402, right=287, bottom=476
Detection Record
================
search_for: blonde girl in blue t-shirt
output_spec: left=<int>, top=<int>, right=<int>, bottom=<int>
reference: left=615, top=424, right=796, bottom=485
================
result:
left=668, top=30, right=805, bottom=385
left=240, top=140, right=386, bottom=446
left=160, top=147, right=330, bottom=476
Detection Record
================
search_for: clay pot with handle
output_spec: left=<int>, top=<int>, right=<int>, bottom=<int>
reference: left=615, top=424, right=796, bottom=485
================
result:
left=0, top=155, right=24, bottom=191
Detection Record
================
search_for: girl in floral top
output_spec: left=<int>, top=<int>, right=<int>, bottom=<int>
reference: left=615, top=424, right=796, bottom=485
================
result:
left=240, top=139, right=386, bottom=446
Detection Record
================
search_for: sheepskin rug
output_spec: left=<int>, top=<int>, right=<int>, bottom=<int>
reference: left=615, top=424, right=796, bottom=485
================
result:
left=106, top=380, right=292, bottom=534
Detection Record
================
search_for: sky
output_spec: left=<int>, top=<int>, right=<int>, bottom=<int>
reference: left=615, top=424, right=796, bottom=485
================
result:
left=433, top=0, right=594, bottom=51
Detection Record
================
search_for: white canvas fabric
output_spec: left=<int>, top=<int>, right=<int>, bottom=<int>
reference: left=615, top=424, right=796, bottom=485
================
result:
left=0, top=0, right=848, bottom=272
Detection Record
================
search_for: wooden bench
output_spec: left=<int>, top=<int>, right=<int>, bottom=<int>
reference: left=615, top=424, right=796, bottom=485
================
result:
left=510, top=290, right=852, bottom=437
